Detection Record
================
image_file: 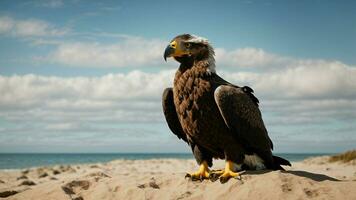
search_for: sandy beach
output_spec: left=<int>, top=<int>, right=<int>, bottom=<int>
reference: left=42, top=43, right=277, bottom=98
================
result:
left=1, top=154, right=355, bottom=200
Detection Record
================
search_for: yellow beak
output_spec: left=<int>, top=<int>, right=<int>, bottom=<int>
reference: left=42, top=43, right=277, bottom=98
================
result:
left=163, top=40, right=187, bottom=61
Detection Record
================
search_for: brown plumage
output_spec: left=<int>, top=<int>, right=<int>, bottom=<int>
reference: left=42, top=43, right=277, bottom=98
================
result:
left=162, top=34, right=290, bottom=182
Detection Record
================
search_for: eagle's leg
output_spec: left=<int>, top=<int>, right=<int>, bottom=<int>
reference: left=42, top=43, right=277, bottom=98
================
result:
left=209, top=160, right=243, bottom=183
left=185, top=160, right=210, bottom=181
left=185, top=144, right=212, bottom=181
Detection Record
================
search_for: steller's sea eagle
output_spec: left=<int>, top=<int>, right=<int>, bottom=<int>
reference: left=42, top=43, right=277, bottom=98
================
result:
left=162, top=34, right=291, bottom=183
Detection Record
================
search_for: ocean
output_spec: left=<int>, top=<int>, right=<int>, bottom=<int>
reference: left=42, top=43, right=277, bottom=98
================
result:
left=0, top=153, right=330, bottom=170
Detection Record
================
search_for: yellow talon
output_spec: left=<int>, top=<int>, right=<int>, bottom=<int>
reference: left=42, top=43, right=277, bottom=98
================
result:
left=185, top=161, right=210, bottom=181
left=209, top=160, right=243, bottom=183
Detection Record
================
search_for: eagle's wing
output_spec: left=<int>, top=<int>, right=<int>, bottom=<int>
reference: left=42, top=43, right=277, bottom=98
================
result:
left=214, top=85, right=273, bottom=152
left=162, top=88, right=187, bottom=142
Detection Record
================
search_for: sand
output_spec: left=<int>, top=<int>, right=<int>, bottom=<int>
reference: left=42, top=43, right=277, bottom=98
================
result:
left=1, top=156, right=356, bottom=200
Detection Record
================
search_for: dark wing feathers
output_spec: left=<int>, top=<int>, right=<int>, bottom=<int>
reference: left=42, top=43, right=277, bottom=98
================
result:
left=240, top=86, right=273, bottom=149
left=214, top=85, right=272, bottom=151
left=242, top=86, right=260, bottom=107
left=212, top=74, right=260, bottom=107
left=162, top=88, right=187, bottom=142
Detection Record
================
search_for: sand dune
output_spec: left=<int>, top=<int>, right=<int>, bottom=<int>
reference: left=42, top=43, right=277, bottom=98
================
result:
left=1, top=156, right=355, bottom=200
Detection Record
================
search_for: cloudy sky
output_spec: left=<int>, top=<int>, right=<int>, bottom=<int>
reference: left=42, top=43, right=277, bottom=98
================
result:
left=0, top=0, right=355, bottom=153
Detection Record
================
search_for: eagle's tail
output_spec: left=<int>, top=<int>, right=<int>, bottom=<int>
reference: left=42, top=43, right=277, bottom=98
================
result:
left=272, top=155, right=291, bottom=170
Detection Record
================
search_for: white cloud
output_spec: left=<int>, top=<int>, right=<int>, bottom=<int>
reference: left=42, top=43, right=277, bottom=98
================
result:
left=0, top=16, right=68, bottom=37
left=0, top=70, right=180, bottom=152
left=216, top=47, right=293, bottom=68
left=45, top=37, right=167, bottom=67
left=222, top=60, right=356, bottom=100
left=41, top=0, right=63, bottom=8
left=25, top=0, right=64, bottom=8
left=0, top=16, right=13, bottom=33
left=0, top=70, right=174, bottom=124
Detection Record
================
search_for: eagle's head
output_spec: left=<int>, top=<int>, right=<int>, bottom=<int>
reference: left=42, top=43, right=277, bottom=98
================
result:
left=164, top=34, right=215, bottom=73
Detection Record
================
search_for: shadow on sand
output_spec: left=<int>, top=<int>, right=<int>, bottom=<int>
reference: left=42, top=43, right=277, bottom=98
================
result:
left=283, top=170, right=339, bottom=181
left=244, top=170, right=339, bottom=182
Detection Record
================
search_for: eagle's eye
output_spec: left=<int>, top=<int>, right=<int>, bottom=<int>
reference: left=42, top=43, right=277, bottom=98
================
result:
left=185, top=43, right=191, bottom=48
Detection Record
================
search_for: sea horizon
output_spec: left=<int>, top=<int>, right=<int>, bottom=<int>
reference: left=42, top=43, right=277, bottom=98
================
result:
left=0, top=152, right=334, bottom=170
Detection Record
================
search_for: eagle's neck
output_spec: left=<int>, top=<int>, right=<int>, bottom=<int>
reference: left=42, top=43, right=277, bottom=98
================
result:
left=175, top=44, right=216, bottom=74
left=202, top=44, right=216, bottom=74
left=176, top=62, right=212, bottom=80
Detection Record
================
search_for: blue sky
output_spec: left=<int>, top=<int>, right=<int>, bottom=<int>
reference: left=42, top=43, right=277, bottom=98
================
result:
left=0, top=0, right=355, bottom=153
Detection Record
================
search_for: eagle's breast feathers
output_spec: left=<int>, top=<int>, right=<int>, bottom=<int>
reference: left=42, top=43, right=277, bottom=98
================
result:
left=173, top=63, right=213, bottom=138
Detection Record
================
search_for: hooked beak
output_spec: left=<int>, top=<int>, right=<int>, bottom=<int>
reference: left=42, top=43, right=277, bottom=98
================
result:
left=163, top=45, right=175, bottom=61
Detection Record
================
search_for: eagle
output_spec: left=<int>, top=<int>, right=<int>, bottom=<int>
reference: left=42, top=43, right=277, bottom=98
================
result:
left=162, top=34, right=291, bottom=183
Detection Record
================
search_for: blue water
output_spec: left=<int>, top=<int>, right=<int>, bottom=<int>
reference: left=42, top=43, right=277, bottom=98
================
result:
left=0, top=153, right=329, bottom=170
